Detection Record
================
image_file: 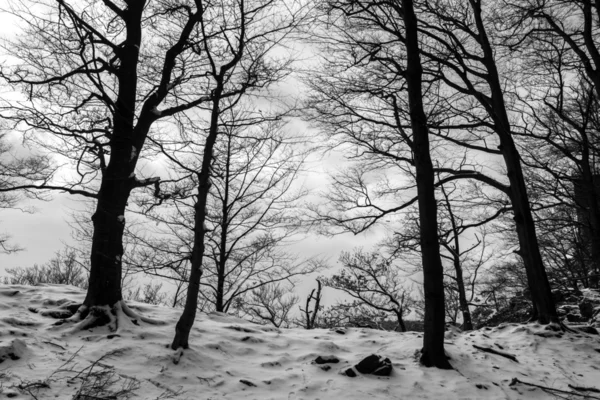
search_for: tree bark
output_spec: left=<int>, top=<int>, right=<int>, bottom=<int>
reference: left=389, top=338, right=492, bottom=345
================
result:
left=83, top=1, right=144, bottom=309
left=215, top=134, right=232, bottom=312
left=469, top=0, right=558, bottom=324
left=171, top=85, right=224, bottom=350
left=402, top=0, right=451, bottom=369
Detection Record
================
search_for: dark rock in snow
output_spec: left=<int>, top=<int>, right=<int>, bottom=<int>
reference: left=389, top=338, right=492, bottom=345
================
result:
left=0, top=339, right=27, bottom=363
left=344, top=368, right=357, bottom=377
left=576, top=326, right=598, bottom=335
left=315, top=355, right=340, bottom=364
left=580, top=301, right=595, bottom=320
left=240, top=379, right=256, bottom=387
left=320, top=365, right=331, bottom=371
left=355, top=354, right=393, bottom=376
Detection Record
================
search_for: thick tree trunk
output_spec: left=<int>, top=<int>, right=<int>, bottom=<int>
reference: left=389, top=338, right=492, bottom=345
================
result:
left=84, top=178, right=131, bottom=307
left=83, top=2, right=143, bottom=310
left=171, top=86, right=224, bottom=350
left=402, top=0, right=451, bottom=369
left=469, top=0, right=558, bottom=324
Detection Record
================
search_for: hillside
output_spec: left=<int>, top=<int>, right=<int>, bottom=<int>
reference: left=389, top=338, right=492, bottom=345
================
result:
left=1, top=284, right=599, bottom=399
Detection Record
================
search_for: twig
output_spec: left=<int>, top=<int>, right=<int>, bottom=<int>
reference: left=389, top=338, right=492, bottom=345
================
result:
left=472, top=344, right=518, bottom=362
left=511, top=378, right=600, bottom=399
left=569, top=384, right=600, bottom=394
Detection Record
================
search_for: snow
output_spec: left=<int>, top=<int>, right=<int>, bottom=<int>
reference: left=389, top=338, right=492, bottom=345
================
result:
left=1, top=284, right=600, bottom=399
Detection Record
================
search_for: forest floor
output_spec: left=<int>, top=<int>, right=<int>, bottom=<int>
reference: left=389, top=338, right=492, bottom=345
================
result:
left=1, top=284, right=600, bottom=400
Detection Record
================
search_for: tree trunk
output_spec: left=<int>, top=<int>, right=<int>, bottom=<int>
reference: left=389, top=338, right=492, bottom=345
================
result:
left=469, top=0, right=558, bottom=324
left=454, top=259, right=473, bottom=331
left=171, top=85, right=224, bottom=350
left=579, top=137, right=600, bottom=288
left=215, top=134, right=232, bottom=312
left=83, top=2, right=143, bottom=310
left=395, top=310, right=407, bottom=332
left=402, top=0, right=451, bottom=369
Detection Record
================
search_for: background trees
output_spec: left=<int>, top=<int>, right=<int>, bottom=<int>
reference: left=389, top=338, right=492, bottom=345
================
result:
left=323, top=250, right=413, bottom=332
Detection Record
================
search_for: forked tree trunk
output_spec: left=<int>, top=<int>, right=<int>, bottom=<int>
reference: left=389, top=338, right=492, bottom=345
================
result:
left=402, top=0, right=452, bottom=369
left=468, top=0, right=558, bottom=324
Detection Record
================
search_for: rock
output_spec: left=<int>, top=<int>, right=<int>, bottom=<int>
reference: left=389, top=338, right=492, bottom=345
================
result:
left=355, top=354, right=393, bottom=376
left=566, top=312, right=587, bottom=323
left=344, top=368, right=357, bottom=377
left=576, top=326, right=599, bottom=335
left=240, top=379, right=256, bottom=387
left=315, top=355, right=340, bottom=364
left=320, top=365, right=331, bottom=371
left=580, top=301, right=595, bottom=320
left=0, top=339, right=27, bottom=363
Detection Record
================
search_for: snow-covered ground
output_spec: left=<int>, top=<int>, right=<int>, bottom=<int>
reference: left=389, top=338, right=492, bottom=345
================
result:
left=1, top=284, right=599, bottom=399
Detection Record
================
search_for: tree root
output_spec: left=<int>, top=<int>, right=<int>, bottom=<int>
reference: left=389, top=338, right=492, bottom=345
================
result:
left=510, top=378, right=600, bottom=399
left=53, top=301, right=165, bottom=334
left=121, top=302, right=165, bottom=325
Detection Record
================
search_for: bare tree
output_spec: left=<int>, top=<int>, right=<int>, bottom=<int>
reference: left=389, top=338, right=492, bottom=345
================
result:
left=237, top=283, right=299, bottom=328
left=323, top=250, right=412, bottom=332
left=308, top=0, right=451, bottom=368
left=299, top=279, right=322, bottom=330
left=0, top=0, right=271, bottom=329
left=407, top=0, right=558, bottom=324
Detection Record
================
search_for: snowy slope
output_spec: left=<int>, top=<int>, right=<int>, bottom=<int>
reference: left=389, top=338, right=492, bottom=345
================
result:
left=1, top=284, right=599, bottom=399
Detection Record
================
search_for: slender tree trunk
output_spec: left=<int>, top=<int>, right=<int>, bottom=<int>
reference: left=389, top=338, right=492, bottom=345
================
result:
left=453, top=258, right=473, bottom=331
left=402, top=0, right=451, bottom=369
left=395, top=310, right=407, bottom=332
left=469, top=0, right=558, bottom=324
left=171, top=85, right=224, bottom=350
left=442, top=185, right=474, bottom=331
left=579, top=134, right=600, bottom=287
left=215, top=135, right=232, bottom=312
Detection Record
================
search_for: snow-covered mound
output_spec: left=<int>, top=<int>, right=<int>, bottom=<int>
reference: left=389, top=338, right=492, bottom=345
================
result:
left=1, top=284, right=600, bottom=399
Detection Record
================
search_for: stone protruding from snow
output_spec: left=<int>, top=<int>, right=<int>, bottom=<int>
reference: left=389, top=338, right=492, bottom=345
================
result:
left=315, top=355, right=340, bottom=364
left=354, top=354, right=393, bottom=376
left=0, top=339, right=27, bottom=363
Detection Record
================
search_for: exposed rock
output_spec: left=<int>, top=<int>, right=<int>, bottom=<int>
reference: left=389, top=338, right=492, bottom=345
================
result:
left=320, top=365, right=331, bottom=371
left=240, top=379, right=256, bottom=387
left=580, top=300, right=595, bottom=320
left=315, top=355, right=340, bottom=364
left=354, top=354, right=393, bottom=376
left=344, top=368, right=357, bottom=377
left=0, top=339, right=27, bottom=363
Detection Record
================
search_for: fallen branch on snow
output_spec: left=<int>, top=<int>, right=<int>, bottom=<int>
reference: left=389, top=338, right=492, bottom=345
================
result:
left=472, top=344, right=518, bottom=362
left=510, top=378, right=600, bottom=399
